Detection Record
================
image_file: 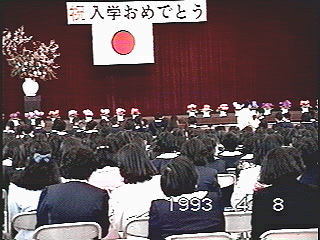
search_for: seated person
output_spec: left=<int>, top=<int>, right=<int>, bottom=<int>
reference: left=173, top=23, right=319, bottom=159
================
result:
left=218, top=132, right=243, bottom=168
left=251, top=147, right=319, bottom=240
left=274, top=112, right=293, bottom=129
left=8, top=141, right=61, bottom=240
left=180, top=138, right=220, bottom=193
left=150, top=132, right=180, bottom=171
left=108, top=143, right=165, bottom=234
left=36, top=145, right=110, bottom=238
left=148, top=157, right=225, bottom=240
left=148, top=113, right=168, bottom=136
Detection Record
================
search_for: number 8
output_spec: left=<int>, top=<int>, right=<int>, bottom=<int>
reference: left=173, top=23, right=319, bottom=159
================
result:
left=273, top=198, right=284, bottom=212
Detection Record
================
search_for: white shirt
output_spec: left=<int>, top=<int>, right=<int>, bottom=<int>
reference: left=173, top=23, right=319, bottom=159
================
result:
left=108, top=175, right=165, bottom=233
left=230, top=165, right=261, bottom=209
left=8, top=183, right=42, bottom=240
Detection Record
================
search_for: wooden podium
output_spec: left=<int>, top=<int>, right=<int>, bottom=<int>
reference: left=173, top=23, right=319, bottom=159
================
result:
left=24, top=95, right=41, bottom=112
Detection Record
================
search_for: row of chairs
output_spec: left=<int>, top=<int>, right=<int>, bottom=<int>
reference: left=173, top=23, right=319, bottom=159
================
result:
left=7, top=211, right=318, bottom=240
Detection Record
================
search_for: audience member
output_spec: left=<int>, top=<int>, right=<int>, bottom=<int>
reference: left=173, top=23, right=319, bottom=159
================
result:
left=8, top=141, right=60, bottom=240
left=108, top=143, right=165, bottom=234
left=148, top=157, right=225, bottom=240
left=36, top=145, right=110, bottom=238
left=251, top=147, right=318, bottom=240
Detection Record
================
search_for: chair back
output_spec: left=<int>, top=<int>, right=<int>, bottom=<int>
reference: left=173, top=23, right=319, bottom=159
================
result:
left=260, top=228, right=318, bottom=240
left=217, top=174, right=236, bottom=188
left=165, top=232, right=234, bottom=240
left=124, top=218, right=149, bottom=238
left=11, top=211, right=37, bottom=231
left=224, top=211, right=252, bottom=233
left=32, top=222, right=102, bottom=240
left=2, top=189, right=10, bottom=237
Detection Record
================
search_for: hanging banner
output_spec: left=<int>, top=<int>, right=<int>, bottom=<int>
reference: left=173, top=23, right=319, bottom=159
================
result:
left=67, top=0, right=207, bottom=24
left=92, top=22, right=154, bottom=65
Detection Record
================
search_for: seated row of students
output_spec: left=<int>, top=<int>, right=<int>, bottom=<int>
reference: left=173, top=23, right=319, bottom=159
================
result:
left=3, top=121, right=318, bottom=240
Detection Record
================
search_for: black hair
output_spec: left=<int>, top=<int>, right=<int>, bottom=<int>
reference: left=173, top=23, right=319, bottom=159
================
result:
left=60, top=145, right=97, bottom=180
left=254, top=133, right=283, bottom=165
left=180, top=138, right=208, bottom=166
left=293, top=136, right=318, bottom=167
left=117, top=143, right=157, bottom=184
left=16, top=124, right=33, bottom=135
left=160, top=156, right=198, bottom=197
left=152, top=131, right=178, bottom=153
left=275, top=112, right=283, bottom=121
left=52, top=119, right=66, bottom=131
left=283, top=113, right=291, bottom=120
left=260, top=147, right=305, bottom=185
left=10, top=141, right=61, bottom=190
left=187, top=116, right=197, bottom=125
left=10, top=157, right=61, bottom=190
left=221, top=131, right=240, bottom=151
left=2, top=138, right=24, bottom=159
left=201, top=137, right=217, bottom=159
left=85, top=120, right=98, bottom=130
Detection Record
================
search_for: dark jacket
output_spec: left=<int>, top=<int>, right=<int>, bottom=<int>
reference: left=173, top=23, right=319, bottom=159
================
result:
left=251, top=178, right=319, bottom=240
left=148, top=191, right=225, bottom=240
left=36, top=181, right=110, bottom=237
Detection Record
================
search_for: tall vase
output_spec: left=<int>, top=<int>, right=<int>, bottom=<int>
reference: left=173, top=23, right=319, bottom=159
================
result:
left=22, top=78, right=39, bottom=96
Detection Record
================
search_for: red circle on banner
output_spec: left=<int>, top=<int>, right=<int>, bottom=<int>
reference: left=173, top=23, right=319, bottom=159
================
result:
left=111, top=30, right=135, bottom=55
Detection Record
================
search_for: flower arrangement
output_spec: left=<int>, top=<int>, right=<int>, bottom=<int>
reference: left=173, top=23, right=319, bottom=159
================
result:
left=2, top=25, right=60, bottom=81
left=100, top=108, right=110, bottom=116
left=200, top=104, right=212, bottom=118
left=116, top=108, right=126, bottom=115
left=261, top=102, right=274, bottom=115
left=300, top=100, right=311, bottom=113
left=25, top=110, right=44, bottom=118
left=261, top=103, right=274, bottom=109
left=217, top=104, right=229, bottom=111
left=131, top=108, right=140, bottom=115
left=83, top=109, right=94, bottom=116
left=9, top=111, right=21, bottom=119
left=187, top=104, right=197, bottom=117
left=279, top=100, right=291, bottom=109
left=300, top=100, right=311, bottom=108
left=249, top=101, right=259, bottom=109
left=68, top=110, right=79, bottom=117
left=217, top=104, right=229, bottom=117
left=48, top=110, right=60, bottom=118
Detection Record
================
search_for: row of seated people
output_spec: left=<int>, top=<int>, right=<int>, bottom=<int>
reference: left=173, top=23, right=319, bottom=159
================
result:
left=2, top=122, right=318, bottom=240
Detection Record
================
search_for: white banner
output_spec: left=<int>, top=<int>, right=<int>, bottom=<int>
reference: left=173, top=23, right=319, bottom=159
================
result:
left=67, top=0, right=207, bottom=24
left=92, top=23, right=154, bottom=65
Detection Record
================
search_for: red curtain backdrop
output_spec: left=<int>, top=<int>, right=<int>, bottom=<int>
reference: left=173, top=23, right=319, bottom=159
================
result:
left=2, top=0, right=319, bottom=119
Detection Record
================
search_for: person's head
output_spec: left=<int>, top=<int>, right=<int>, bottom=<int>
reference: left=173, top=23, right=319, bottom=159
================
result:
left=85, top=120, right=98, bottom=130
left=301, top=112, right=312, bottom=122
left=201, top=137, right=217, bottom=159
left=3, top=138, right=24, bottom=160
left=221, top=131, right=240, bottom=151
left=275, top=112, right=284, bottom=122
left=152, top=131, right=178, bottom=153
left=16, top=124, right=33, bottom=135
left=283, top=113, right=291, bottom=121
left=293, top=136, right=318, bottom=167
left=181, top=138, right=208, bottom=166
left=260, top=147, right=305, bottom=185
left=52, top=119, right=66, bottom=131
left=117, top=143, right=157, bottom=183
left=60, top=145, right=97, bottom=180
left=10, top=149, right=61, bottom=190
left=187, top=116, right=197, bottom=125
left=254, top=133, right=283, bottom=165
left=160, top=156, right=198, bottom=197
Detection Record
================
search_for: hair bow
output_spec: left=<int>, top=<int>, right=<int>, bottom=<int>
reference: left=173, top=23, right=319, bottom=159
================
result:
left=33, top=153, right=51, bottom=163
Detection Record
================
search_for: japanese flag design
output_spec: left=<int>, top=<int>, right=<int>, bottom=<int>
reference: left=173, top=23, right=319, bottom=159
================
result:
left=92, top=22, right=154, bottom=65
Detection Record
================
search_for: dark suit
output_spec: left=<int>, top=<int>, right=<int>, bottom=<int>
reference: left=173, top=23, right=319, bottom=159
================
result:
left=195, top=166, right=220, bottom=193
left=251, top=179, right=319, bottom=240
left=148, top=191, right=225, bottom=240
left=36, top=181, right=110, bottom=237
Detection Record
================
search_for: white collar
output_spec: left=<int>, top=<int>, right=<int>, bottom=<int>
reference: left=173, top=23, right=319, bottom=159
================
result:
left=156, top=152, right=179, bottom=159
left=61, top=177, right=88, bottom=183
left=168, top=191, right=208, bottom=202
